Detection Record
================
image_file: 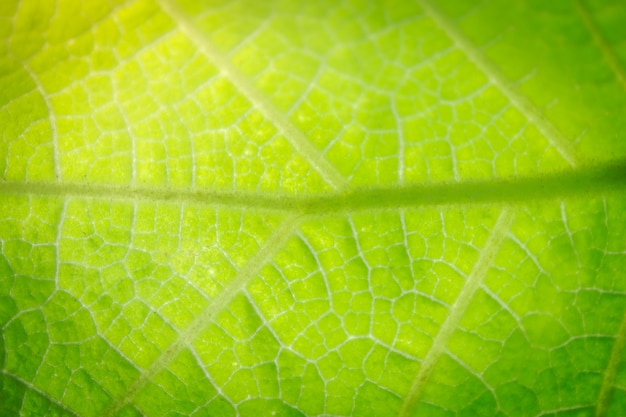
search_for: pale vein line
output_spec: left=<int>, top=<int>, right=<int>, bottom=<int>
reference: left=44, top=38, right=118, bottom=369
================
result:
left=1, top=370, right=80, bottom=417
left=398, top=207, right=515, bottom=417
left=54, top=200, right=68, bottom=290
left=397, top=2, right=586, bottom=413
left=416, top=0, right=579, bottom=167
left=20, top=62, right=61, bottom=181
left=595, top=308, right=626, bottom=417
left=572, top=3, right=626, bottom=413
left=538, top=405, right=595, bottom=417
left=574, top=0, right=626, bottom=92
left=156, top=0, right=347, bottom=190
left=98, top=213, right=302, bottom=417
left=391, top=98, right=406, bottom=184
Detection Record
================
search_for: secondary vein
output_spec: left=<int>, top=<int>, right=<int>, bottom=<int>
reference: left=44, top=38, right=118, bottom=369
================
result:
left=20, top=61, right=61, bottom=181
left=2, top=370, right=81, bottom=417
left=396, top=2, right=588, bottom=414
left=155, top=0, right=347, bottom=190
left=595, top=307, right=626, bottom=417
left=416, top=0, right=578, bottom=167
left=398, top=208, right=515, bottom=417
left=97, top=213, right=302, bottom=417
left=574, top=0, right=626, bottom=92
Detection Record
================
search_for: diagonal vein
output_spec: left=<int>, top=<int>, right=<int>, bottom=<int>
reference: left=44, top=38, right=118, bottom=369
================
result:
left=595, top=307, right=626, bottom=417
left=1, top=370, right=81, bottom=417
left=98, top=213, right=302, bottom=417
left=574, top=0, right=626, bottom=92
left=416, top=0, right=578, bottom=167
left=562, top=2, right=626, bottom=413
left=397, top=3, right=590, bottom=413
left=156, top=0, right=347, bottom=190
left=399, top=207, right=516, bottom=417
left=20, top=61, right=61, bottom=181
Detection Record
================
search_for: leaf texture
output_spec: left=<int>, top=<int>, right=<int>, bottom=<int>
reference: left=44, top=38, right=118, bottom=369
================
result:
left=1, top=1, right=626, bottom=416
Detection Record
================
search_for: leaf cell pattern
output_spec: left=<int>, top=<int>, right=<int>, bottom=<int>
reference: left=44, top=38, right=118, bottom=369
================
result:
left=1, top=1, right=626, bottom=417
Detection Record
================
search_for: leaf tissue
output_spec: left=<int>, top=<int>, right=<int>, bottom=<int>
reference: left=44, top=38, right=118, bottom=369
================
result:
left=1, top=0, right=626, bottom=416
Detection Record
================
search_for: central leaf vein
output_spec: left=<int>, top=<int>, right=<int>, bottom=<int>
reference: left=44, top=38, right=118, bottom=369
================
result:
left=3, top=160, right=624, bottom=210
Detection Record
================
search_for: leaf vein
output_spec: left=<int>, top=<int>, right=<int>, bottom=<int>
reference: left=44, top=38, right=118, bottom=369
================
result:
left=416, top=0, right=578, bottom=167
left=156, top=0, right=347, bottom=190
left=2, top=160, right=625, bottom=211
left=595, top=307, right=626, bottom=417
left=98, top=213, right=302, bottom=417
left=399, top=207, right=515, bottom=416
left=20, top=62, right=60, bottom=181
left=1, top=370, right=81, bottom=417
left=574, top=0, right=626, bottom=92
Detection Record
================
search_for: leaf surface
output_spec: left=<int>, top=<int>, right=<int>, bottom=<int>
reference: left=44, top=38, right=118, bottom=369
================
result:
left=2, top=0, right=626, bottom=416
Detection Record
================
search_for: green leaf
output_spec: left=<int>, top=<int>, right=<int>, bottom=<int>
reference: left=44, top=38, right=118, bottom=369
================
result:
left=2, top=0, right=626, bottom=416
